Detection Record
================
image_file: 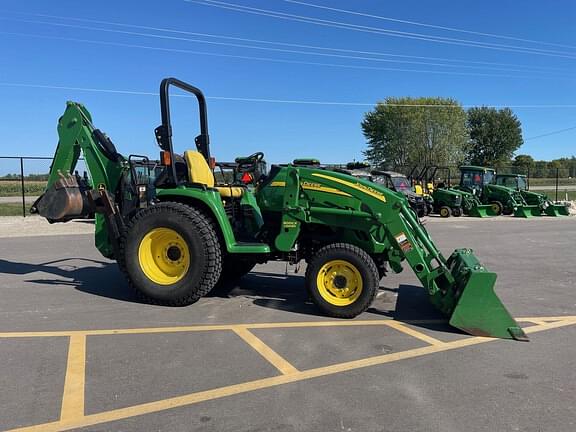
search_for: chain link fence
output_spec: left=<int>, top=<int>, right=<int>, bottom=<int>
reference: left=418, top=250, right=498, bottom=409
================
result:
left=0, top=157, right=88, bottom=217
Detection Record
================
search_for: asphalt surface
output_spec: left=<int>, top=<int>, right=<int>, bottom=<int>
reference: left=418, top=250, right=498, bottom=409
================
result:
left=0, top=217, right=575, bottom=431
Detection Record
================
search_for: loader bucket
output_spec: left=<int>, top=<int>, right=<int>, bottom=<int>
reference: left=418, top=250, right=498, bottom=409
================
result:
left=544, top=203, right=570, bottom=217
left=445, top=249, right=528, bottom=341
left=468, top=204, right=498, bottom=218
left=513, top=205, right=541, bottom=218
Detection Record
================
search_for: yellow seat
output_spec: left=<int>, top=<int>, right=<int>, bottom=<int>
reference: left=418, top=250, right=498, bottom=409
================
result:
left=183, top=151, right=244, bottom=199
left=215, top=186, right=243, bottom=198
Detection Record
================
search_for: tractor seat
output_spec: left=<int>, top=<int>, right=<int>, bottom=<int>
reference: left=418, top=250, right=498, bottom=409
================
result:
left=183, top=151, right=244, bottom=199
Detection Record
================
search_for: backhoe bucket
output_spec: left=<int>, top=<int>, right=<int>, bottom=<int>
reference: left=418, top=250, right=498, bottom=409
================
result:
left=468, top=204, right=497, bottom=218
left=544, top=203, right=569, bottom=217
left=444, top=249, right=528, bottom=341
left=30, top=174, right=92, bottom=222
left=514, top=205, right=541, bottom=218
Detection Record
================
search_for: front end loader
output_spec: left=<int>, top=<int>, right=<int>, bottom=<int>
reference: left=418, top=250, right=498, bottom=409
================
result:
left=495, top=174, right=569, bottom=217
left=31, top=77, right=527, bottom=341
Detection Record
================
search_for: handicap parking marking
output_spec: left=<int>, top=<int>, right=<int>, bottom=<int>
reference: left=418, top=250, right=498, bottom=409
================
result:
left=2, top=316, right=576, bottom=432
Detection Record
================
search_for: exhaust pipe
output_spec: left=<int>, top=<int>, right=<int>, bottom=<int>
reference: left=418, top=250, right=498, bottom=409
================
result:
left=30, top=173, right=94, bottom=222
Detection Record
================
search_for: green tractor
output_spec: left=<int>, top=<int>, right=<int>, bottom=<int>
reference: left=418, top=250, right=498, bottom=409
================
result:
left=409, top=166, right=461, bottom=218
left=31, top=78, right=527, bottom=340
left=420, top=166, right=496, bottom=218
left=455, top=166, right=540, bottom=217
left=495, top=174, right=570, bottom=217
left=369, top=170, right=429, bottom=218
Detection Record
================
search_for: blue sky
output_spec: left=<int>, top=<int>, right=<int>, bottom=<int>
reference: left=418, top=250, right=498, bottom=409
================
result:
left=0, top=0, right=575, bottom=167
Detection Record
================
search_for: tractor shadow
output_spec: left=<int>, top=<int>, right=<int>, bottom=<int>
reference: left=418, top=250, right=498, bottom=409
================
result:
left=0, top=258, right=141, bottom=303
left=210, top=271, right=319, bottom=316
left=219, top=271, right=463, bottom=336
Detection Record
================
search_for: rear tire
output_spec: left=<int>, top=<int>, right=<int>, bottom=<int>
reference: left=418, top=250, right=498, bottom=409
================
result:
left=452, top=207, right=462, bottom=217
left=439, top=206, right=452, bottom=218
left=120, top=202, right=222, bottom=305
left=305, top=243, right=379, bottom=318
left=502, top=204, right=514, bottom=215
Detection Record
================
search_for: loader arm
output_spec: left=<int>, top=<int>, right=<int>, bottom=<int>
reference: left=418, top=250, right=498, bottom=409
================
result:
left=269, top=167, right=527, bottom=341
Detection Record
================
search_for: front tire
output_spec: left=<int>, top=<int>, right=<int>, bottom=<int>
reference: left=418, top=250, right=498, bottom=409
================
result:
left=120, top=202, right=222, bottom=305
left=305, top=243, right=379, bottom=318
left=490, top=201, right=503, bottom=216
left=452, top=207, right=462, bottom=217
left=439, top=206, right=452, bottom=218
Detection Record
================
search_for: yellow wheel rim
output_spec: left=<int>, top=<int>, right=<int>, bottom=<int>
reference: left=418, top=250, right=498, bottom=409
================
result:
left=491, top=203, right=500, bottom=213
left=316, top=260, right=363, bottom=306
left=138, top=227, right=190, bottom=285
left=440, top=208, right=449, bottom=217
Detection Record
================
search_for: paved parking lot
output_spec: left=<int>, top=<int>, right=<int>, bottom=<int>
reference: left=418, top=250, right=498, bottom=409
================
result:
left=1, top=217, right=575, bottom=432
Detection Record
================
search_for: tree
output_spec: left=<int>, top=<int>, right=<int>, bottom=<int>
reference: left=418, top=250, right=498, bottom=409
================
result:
left=361, top=97, right=468, bottom=169
left=466, top=107, right=523, bottom=166
left=513, top=154, right=535, bottom=173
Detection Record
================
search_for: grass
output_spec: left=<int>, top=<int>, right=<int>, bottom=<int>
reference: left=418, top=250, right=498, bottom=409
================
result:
left=532, top=189, right=576, bottom=201
left=0, top=203, right=28, bottom=216
left=0, top=180, right=47, bottom=197
left=529, top=177, right=576, bottom=187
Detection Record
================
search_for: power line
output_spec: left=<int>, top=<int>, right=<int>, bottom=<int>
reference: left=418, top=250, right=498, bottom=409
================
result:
left=2, top=82, right=576, bottom=109
left=525, top=125, right=576, bottom=140
left=3, top=11, right=568, bottom=73
left=186, top=0, right=576, bottom=59
left=5, top=16, right=564, bottom=75
left=1, top=30, right=560, bottom=80
left=282, top=0, right=576, bottom=51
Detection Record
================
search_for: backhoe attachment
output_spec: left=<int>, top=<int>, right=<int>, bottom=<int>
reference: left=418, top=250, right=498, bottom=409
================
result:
left=31, top=173, right=93, bottom=222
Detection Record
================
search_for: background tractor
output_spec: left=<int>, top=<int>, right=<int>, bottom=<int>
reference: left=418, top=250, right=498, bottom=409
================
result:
left=455, top=166, right=540, bottom=217
left=31, top=77, right=526, bottom=340
left=425, top=166, right=496, bottom=218
left=495, top=174, right=570, bottom=216
left=370, top=170, right=429, bottom=217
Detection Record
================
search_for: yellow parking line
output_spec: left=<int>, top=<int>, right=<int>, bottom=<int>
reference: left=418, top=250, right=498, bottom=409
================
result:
left=232, top=327, right=298, bottom=375
left=381, top=321, right=445, bottom=346
left=0, top=320, right=401, bottom=338
left=518, top=316, right=576, bottom=322
left=2, top=317, right=575, bottom=339
left=59, top=335, right=86, bottom=422
left=5, top=318, right=576, bottom=432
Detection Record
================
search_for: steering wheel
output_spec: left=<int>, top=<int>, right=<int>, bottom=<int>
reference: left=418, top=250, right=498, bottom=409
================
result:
left=236, top=152, right=264, bottom=168
left=246, top=152, right=264, bottom=163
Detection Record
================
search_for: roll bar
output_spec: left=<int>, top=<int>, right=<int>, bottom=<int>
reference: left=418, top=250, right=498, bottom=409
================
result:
left=154, top=77, right=211, bottom=185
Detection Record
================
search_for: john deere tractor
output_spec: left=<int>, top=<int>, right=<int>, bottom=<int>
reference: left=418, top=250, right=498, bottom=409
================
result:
left=370, top=170, right=429, bottom=218
left=31, top=78, right=526, bottom=340
left=428, top=167, right=496, bottom=218
left=454, top=166, right=540, bottom=217
left=495, top=173, right=569, bottom=216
